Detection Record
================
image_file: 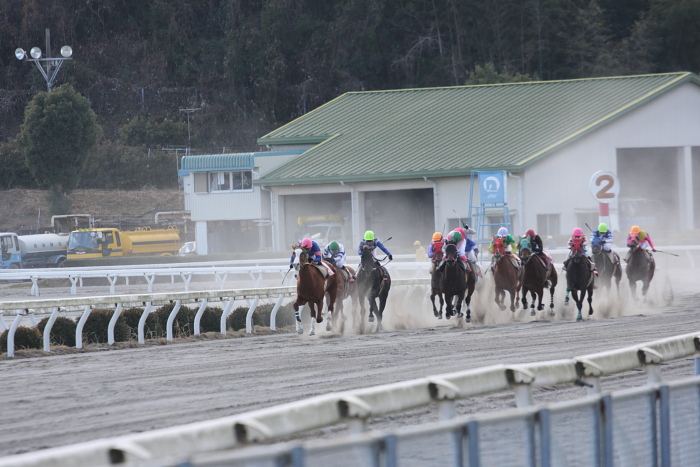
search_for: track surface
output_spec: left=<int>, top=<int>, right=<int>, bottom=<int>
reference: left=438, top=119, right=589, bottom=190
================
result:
left=0, top=260, right=698, bottom=458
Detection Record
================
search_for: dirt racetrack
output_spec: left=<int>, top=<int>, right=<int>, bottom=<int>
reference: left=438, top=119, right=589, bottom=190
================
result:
left=0, top=256, right=698, bottom=459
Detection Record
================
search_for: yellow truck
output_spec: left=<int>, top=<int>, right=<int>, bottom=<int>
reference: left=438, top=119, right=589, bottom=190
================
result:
left=67, top=227, right=180, bottom=260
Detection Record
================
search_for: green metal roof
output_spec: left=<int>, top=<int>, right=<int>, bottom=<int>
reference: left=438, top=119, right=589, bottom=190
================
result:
left=257, top=72, right=699, bottom=186
left=181, top=153, right=255, bottom=171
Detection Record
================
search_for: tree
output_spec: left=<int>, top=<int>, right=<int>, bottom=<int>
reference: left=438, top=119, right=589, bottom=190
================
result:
left=17, top=84, right=101, bottom=197
left=466, top=62, right=537, bottom=85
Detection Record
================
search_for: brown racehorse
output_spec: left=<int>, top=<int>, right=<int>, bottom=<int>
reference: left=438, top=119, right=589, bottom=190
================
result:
left=329, top=263, right=358, bottom=335
left=430, top=250, right=445, bottom=318
left=491, top=239, right=521, bottom=312
left=292, top=249, right=337, bottom=336
left=518, top=243, right=557, bottom=317
left=626, top=233, right=655, bottom=300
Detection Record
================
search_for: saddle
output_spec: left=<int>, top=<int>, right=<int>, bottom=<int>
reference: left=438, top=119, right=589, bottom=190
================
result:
left=312, top=260, right=335, bottom=278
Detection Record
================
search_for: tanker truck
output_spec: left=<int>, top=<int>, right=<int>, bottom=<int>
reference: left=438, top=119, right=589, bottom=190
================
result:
left=66, top=226, right=180, bottom=260
left=0, top=232, right=69, bottom=269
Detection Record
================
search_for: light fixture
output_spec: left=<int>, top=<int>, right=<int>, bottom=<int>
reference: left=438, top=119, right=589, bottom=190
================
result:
left=16, top=29, right=74, bottom=92
left=29, top=47, right=42, bottom=59
left=14, top=48, right=26, bottom=60
left=60, top=46, right=72, bottom=58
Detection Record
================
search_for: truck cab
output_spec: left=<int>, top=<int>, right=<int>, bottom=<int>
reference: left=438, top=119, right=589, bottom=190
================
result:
left=68, top=229, right=121, bottom=259
left=0, top=233, right=21, bottom=269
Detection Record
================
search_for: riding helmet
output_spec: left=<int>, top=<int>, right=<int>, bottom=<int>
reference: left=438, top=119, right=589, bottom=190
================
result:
left=598, top=223, right=608, bottom=233
left=329, top=241, right=339, bottom=251
left=572, top=227, right=583, bottom=237
left=364, top=230, right=375, bottom=241
left=450, top=231, right=463, bottom=243
left=432, top=232, right=442, bottom=241
left=497, top=227, right=508, bottom=237
left=630, top=225, right=640, bottom=234
left=301, top=238, right=313, bottom=249
left=525, top=229, right=535, bottom=238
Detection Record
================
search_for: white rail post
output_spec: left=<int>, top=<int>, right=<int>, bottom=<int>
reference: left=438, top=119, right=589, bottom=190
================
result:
left=219, top=297, right=236, bottom=334
left=193, top=298, right=208, bottom=335
left=638, top=347, right=663, bottom=384
left=144, top=273, right=156, bottom=293
left=75, top=305, right=91, bottom=349
left=269, top=294, right=285, bottom=331
left=0, top=311, right=6, bottom=332
left=180, top=273, right=192, bottom=292
left=30, top=276, right=39, bottom=296
left=69, top=275, right=79, bottom=295
left=138, top=302, right=153, bottom=344
left=42, top=307, right=60, bottom=352
left=428, top=378, right=460, bottom=421
left=107, top=274, right=118, bottom=295
left=166, top=300, right=183, bottom=341
left=7, top=310, right=26, bottom=358
left=575, top=359, right=603, bottom=394
left=108, top=303, right=124, bottom=345
left=216, top=272, right=228, bottom=290
left=506, top=367, right=535, bottom=408
left=245, top=296, right=260, bottom=334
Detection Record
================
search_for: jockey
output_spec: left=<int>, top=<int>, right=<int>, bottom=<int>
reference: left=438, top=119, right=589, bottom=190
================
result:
left=357, top=230, right=392, bottom=279
left=428, top=231, right=444, bottom=274
left=489, top=227, right=520, bottom=266
left=564, top=227, right=597, bottom=275
left=323, top=241, right=354, bottom=282
left=625, top=225, right=656, bottom=263
left=290, top=237, right=322, bottom=267
left=438, top=230, right=472, bottom=273
left=519, top=229, right=544, bottom=254
left=592, top=222, right=620, bottom=266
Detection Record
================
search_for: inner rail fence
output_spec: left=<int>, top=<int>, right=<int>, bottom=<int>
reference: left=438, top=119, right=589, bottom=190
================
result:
left=0, top=332, right=698, bottom=467
left=0, top=278, right=430, bottom=357
left=0, top=245, right=693, bottom=297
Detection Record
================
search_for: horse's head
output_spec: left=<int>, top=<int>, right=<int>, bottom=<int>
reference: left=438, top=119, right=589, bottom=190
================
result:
left=360, top=245, right=375, bottom=267
left=518, top=237, right=532, bottom=263
left=433, top=250, right=443, bottom=262
left=294, top=248, right=309, bottom=270
left=570, top=236, right=585, bottom=257
left=492, top=236, right=505, bottom=260
left=445, top=243, right=458, bottom=261
left=628, top=232, right=640, bottom=249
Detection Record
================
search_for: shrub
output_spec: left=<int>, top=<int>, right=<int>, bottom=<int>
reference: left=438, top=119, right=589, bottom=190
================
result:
left=81, top=309, right=131, bottom=344
left=227, top=306, right=265, bottom=331
left=37, top=316, right=77, bottom=347
left=120, top=307, right=163, bottom=340
left=199, top=306, right=224, bottom=333
left=0, top=326, right=43, bottom=353
left=151, top=303, right=197, bottom=338
left=274, top=302, right=298, bottom=328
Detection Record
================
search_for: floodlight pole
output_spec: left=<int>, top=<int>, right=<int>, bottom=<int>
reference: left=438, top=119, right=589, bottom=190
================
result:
left=179, top=107, right=201, bottom=155
left=15, top=29, right=73, bottom=93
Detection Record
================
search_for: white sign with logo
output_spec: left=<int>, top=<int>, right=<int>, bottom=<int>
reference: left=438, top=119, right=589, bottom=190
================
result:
left=479, top=171, right=506, bottom=204
left=589, top=171, right=619, bottom=204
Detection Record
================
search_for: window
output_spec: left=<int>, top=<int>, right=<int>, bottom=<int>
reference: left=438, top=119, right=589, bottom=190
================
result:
left=537, top=214, right=560, bottom=236
left=206, top=171, right=253, bottom=192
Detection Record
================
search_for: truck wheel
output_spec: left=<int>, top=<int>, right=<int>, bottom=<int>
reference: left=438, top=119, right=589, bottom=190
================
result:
left=57, top=259, right=66, bottom=268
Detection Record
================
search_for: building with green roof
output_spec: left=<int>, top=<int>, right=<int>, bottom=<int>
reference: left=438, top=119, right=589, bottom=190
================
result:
left=181, top=72, right=700, bottom=254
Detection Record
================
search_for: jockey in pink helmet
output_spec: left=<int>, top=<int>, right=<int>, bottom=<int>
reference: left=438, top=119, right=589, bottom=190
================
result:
left=565, top=227, right=597, bottom=275
left=289, top=237, right=323, bottom=268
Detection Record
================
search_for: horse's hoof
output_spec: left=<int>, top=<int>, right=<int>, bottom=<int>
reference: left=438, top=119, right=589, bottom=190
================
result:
left=537, top=304, right=544, bottom=311
left=297, top=328, right=303, bottom=335
left=499, top=305, right=506, bottom=311
left=522, top=305, right=527, bottom=310
left=465, top=317, right=471, bottom=323
left=457, top=312, right=463, bottom=318
left=326, top=322, right=332, bottom=332
left=564, top=299, right=569, bottom=306
left=433, top=311, right=438, bottom=317
left=549, top=310, right=555, bottom=317
left=368, top=315, right=375, bottom=322
left=576, top=317, right=582, bottom=322
left=588, top=310, right=594, bottom=316
left=309, top=330, right=315, bottom=336
left=296, top=316, right=302, bottom=322
left=530, top=310, right=536, bottom=316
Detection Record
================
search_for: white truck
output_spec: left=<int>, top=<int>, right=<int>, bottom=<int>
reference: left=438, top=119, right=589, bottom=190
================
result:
left=296, top=215, right=348, bottom=248
left=0, top=232, right=69, bottom=269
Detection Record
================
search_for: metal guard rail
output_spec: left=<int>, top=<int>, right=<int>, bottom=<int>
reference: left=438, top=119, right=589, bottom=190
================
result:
left=0, top=278, right=430, bottom=357
left=0, top=332, right=698, bottom=467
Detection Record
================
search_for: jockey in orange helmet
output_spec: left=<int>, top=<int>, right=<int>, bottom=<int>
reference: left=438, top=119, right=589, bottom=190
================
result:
left=428, top=232, right=444, bottom=260
left=625, top=225, right=656, bottom=263
left=564, top=227, right=597, bottom=275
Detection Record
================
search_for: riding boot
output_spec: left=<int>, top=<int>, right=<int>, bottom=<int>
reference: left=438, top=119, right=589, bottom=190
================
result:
left=589, top=258, right=598, bottom=276
left=562, top=258, right=569, bottom=271
left=458, top=260, right=468, bottom=272
left=344, top=267, right=355, bottom=282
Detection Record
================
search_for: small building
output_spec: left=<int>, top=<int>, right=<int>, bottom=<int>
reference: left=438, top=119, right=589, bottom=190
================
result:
left=181, top=72, right=700, bottom=254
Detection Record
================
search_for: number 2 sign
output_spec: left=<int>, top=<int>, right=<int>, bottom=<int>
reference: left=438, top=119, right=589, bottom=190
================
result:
left=589, top=171, right=620, bottom=204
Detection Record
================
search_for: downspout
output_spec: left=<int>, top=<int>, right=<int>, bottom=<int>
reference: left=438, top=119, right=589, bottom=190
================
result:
left=423, top=177, right=439, bottom=232
left=260, top=185, right=276, bottom=251
left=507, top=172, right=523, bottom=234
left=340, top=181, right=358, bottom=245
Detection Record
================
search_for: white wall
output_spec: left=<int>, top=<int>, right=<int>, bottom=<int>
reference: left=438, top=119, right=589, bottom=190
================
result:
left=522, top=83, right=700, bottom=235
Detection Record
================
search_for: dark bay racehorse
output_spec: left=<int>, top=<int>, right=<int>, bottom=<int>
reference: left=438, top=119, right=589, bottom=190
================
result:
left=356, top=246, right=391, bottom=333
left=591, top=237, right=621, bottom=292
left=491, top=239, right=520, bottom=312
left=519, top=242, right=557, bottom=317
left=564, top=247, right=594, bottom=322
left=442, top=244, right=466, bottom=320
left=626, top=234, right=655, bottom=300
left=329, top=262, right=358, bottom=335
left=430, top=250, right=445, bottom=318
left=292, top=249, right=337, bottom=336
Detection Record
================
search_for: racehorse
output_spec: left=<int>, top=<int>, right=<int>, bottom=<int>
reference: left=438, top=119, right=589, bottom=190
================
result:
left=491, top=238, right=520, bottom=312
left=591, top=237, right=621, bottom=292
left=442, top=244, right=466, bottom=320
left=625, top=233, right=655, bottom=300
left=356, top=246, right=391, bottom=332
left=291, top=249, right=337, bottom=336
left=564, top=246, right=594, bottom=322
left=430, top=250, right=445, bottom=318
left=329, top=262, right=358, bottom=335
left=518, top=240, right=557, bottom=317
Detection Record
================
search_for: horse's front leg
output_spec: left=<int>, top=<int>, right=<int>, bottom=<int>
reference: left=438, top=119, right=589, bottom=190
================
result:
left=464, top=294, right=472, bottom=324
left=445, top=293, right=453, bottom=319
left=536, top=289, right=544, bottom=312
left=455, top=293, right=464, bottom=318
left=367, top=292, right=376, bottom=322
left=495, top=288, right=506, bottom=311
left=587, top=287, right=594, bottom=316
left=293, top=299, right=306, bottom=335
left=548, top=287, right=556, bottom=316
left=308, top=303, right=317, bottom=336
left=509, top=288, right=517, bottom=313
left=430, top=292, right=440, bottom=318
left=521, top=285, right=529, bottom=310
left=573, top=290, right=583, bottom=322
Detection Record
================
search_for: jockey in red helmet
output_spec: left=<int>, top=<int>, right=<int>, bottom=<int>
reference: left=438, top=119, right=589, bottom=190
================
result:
left=564, top=227, right=597, bottom=275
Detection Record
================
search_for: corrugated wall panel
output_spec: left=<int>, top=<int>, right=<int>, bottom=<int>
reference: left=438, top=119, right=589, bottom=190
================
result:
left=187, top=191, right=263, bottom=221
